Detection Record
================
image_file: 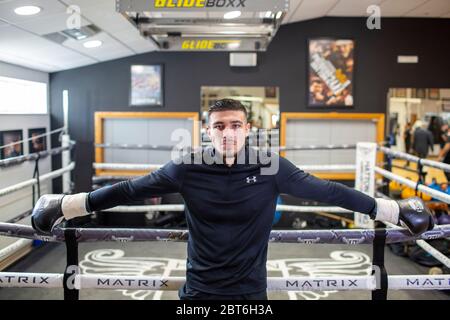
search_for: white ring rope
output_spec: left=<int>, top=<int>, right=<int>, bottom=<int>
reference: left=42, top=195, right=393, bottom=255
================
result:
left=93, top=163, right=355, bottom=172
left=93, top=163, right=162, bottom=171
left=0, top=272, right=448, bottom=291
left=0, top=239, right=32, bottom=260
left=375, top=166, right=450, bottom=204
left=298, top=165, right=355, bottom=172
left=102, top=204, right=352, bottom=214
left=379, top=146, right=450, bottom=173
left=0, top=127, right=66, bottom=151
left=0, top=162, right=75, bottom=197
left=95, top=143, right=356, bottom=152
left=383, top=220, right=450, bottom=269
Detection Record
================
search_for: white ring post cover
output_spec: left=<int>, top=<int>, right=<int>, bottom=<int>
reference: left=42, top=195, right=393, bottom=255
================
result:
left=354, top=142, right=377, bottom=228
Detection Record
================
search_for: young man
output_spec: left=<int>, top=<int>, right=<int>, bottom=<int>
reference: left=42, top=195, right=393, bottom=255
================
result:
left=32, top=99, right=434, bottom=300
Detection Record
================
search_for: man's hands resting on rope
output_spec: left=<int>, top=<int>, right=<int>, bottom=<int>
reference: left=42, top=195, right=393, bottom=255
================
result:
left=31, top=193, right=434, bottom=236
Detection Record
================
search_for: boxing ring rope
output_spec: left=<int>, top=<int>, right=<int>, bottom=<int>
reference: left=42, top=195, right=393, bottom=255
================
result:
left=0, top=272, right=448, bottom=291
left=379, top=146, right=450, bottom=173
left=0, top=239, right=33, bottom=260
left=0, top=127, right=67, bottom=152
left=0, top=162, right=75, bottom=198
left=101, top=204, right=352, bottom=214
left=0, top=143, right=75, bottom=168
left=95, top=143, right=356, bottom=152
left=0, top=221, right=449, bottom=244
left=374, top=167, right=450, bottom=204
left=93, top=163, right=356, bottom=172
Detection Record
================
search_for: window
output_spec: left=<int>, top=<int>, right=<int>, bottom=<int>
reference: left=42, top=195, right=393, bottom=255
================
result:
left=0, top=76, right=47, bottom=114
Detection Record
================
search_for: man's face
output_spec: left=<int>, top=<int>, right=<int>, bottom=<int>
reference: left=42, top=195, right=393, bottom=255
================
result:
left=311, top=82, right=322, bottom=94
left=207, top=110, right=250, bottom=157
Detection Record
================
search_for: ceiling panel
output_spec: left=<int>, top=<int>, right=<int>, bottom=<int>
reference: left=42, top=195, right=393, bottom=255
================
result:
left=283, top=0, right=303, bottom=22
left=0, top=24, right=95, bottom=71
left=405, top=0, right=450, bottom=17
left=62, top=31, right=134, bottom=60
left=112, top=29, right=157, bottom=52
left=77, top=5, right=137, bottom=33
left=379, top=0, right=429, bottom=17
left=0, top=0, right=67, bottom=24
left=328, top=0, right=384, bottom=17
left=287, top=0, right=338, bottom=23
left=19, top=12, right=90, bottom=35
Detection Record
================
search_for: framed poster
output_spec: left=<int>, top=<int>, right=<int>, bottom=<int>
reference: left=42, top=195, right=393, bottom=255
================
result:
left=308, top=38, right=354, bottom=107
left=416, top=88, right=426, bottom=99
left=396, top=88, right=407, bottom=98
left=428, top=88, right=440, bottom=100
left=130, top=65, right=163, bottom=107
left=265, top=86, right=277, bottom=98
left=442, top=99, right=450, bottom=112
left=0, top=130, right=23, bottom=159
left=28, top=128, right=47, bottom=153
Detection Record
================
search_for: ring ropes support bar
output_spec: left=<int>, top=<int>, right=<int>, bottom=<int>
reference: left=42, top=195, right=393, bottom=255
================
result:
left=378, top=146, right=450, bottom=173
left=0, top=273, right=449, bottom=291
left=0, top=222, right=449, bottom=244
left=101, top=204, right=352, bottom=213
left=374, top=167, right=450, bottom=204
left=0, top=162, right=75, bottom=197
left=93, top=163, right=355, bottom=172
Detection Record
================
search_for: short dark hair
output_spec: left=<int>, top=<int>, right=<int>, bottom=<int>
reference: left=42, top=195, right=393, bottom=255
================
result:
left=208, top=98, right=248, bottom=119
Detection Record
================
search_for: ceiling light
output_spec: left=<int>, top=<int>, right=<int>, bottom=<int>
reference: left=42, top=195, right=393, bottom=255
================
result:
left=265, top=11, right=273, bottom=18
left=83, top=40, right=102, bottom=48
left=219, top=31, right=247, bottom=35
left=227, top=42, right=241, bottom=50
left=224, top=11, right=241, bottom=20
left=275, top=11, right=283, bottom=19
left=14, top=6, right=41, bottom=16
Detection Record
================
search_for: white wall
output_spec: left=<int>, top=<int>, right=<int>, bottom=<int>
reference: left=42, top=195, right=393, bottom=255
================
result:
left=0, top=61, right=51, bottom=254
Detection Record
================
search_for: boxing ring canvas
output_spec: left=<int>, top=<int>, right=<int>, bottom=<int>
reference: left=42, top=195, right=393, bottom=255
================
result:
left=94, top=112, right=200, bottom=177
left=280, top=113, right=385, bottom=180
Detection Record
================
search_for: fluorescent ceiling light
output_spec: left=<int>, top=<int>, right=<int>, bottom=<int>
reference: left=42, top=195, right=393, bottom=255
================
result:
left=219, top=31, right=247, bottom=35
left=224, top=11, right=241, bottom=20
left=83, top=40, right=102, bottom=48
left=14, top=6, right=41, bottom=16
left=227, top=42, right=241, bottom=50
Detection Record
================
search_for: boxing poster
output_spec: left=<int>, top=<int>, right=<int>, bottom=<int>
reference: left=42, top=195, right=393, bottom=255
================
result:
left=308, top=38, right=354, bottom=107
left=130, top=65, right=163, bottom=107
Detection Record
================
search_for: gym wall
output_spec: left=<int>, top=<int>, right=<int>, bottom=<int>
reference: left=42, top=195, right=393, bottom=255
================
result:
left=49, top=17, right=450, bottom=192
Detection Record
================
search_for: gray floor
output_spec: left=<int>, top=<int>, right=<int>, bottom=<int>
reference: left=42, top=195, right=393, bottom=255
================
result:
left=0, top=241, right=448, bottom=300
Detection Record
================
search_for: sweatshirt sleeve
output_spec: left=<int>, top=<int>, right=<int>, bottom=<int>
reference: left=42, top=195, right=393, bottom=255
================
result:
left=275, top=155, right=376, bottom=217
left=87, top=161, right=185, bottom=212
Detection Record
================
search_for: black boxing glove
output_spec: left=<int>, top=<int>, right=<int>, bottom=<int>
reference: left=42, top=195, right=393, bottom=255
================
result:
left=374, top=197, right=434, bottom=235
left=31, top=193, right=90, bottom=234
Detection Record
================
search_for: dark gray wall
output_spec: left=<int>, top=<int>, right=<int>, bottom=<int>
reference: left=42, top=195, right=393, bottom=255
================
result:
left=49, top=17, right=450, bottom=192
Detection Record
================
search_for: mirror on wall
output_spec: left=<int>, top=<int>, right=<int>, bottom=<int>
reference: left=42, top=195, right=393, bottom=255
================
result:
left=387, top=88, right=450, bottom=157
left=200, top=86, right=280, bottom=147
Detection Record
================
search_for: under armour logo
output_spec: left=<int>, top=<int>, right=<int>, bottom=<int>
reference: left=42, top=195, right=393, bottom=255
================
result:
left=408, top=199, right=424, bottom=212
left=246, top=176, right=257, bottom=184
